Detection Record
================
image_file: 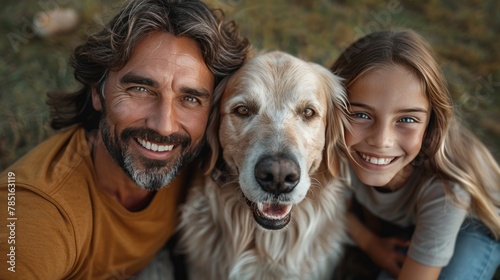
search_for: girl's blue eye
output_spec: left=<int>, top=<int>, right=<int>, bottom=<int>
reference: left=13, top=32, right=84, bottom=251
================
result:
left=352, top=112, right=370, bottom=119
left=399, top=117, right=416, bottom=123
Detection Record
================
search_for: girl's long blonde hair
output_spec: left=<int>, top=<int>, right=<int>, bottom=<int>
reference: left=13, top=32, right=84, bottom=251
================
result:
left=331, top=29, right=500, bottom=238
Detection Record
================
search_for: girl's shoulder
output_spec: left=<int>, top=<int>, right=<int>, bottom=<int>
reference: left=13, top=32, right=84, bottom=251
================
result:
left=417, top=174, right=471, bottom=208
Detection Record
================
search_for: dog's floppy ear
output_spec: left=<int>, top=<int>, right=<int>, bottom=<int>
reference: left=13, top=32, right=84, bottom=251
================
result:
left=204, top=76, right=230, bottom=175
left=314, top=65, right=349, bottom=180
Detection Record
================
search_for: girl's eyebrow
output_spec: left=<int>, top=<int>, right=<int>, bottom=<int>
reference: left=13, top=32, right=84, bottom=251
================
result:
left=349, top=102, right=428, bottom=114
left=349, top=102, right=371, bottom=109
left=397, top=108, right=428, bottom=114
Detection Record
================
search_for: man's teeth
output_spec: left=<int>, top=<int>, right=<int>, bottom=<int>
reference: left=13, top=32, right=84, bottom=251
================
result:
left=360, top=153, right=394, bottom=165
left=138, top=138, right=173, bottom=152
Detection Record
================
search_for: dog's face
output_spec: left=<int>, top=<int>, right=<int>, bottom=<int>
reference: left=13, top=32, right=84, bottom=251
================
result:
left=207, top=51, right=346, bottom=230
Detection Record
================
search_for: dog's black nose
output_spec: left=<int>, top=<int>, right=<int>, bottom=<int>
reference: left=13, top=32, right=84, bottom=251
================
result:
left=254, top=155, right=300, bottom=195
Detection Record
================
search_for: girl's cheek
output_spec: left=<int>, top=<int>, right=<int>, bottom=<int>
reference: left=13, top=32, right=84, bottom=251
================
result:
left=345, top=129, right=360, bottom=147
left=345, top=123, right=367, bottom=144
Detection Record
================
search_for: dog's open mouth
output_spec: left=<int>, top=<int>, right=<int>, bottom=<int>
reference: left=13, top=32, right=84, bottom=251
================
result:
left=251, top=202, right=292, bottom=230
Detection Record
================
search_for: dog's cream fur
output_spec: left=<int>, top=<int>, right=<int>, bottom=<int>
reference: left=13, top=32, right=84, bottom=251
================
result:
left=178, top=51, right=349, bottom=280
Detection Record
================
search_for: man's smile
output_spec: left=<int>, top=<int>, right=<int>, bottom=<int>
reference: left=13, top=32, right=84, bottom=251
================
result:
left=137, top=137, right=174, bottom=152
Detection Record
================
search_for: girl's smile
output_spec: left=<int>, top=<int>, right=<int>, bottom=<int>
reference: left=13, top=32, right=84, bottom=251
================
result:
left=357, top=151, right=397, bottom=166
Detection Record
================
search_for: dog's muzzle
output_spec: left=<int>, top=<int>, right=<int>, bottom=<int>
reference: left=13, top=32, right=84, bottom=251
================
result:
left=250, top=154, right=300, bottom=230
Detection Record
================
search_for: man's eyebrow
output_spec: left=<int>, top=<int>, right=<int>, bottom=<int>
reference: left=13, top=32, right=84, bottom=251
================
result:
left=120, top=72, right=159, bottom=88
left=180, top=86, right=211, bottom=100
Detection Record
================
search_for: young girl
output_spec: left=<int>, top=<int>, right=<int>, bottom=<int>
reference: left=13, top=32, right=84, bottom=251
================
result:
left=331, top=30, right=500, bottom=280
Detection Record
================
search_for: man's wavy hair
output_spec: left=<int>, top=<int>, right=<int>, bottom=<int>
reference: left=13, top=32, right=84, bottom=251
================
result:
left=47, top=0, right=249, bottom=131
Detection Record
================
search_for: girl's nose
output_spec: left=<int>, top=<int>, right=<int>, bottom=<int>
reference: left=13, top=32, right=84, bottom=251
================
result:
left=367, top=123, right=394, bottom=149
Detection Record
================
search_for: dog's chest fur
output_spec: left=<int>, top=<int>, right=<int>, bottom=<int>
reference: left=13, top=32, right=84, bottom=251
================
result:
left=178, top=173, right=346, bottom=280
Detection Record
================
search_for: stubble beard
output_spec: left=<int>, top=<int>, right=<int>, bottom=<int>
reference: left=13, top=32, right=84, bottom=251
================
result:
left=99, top=117, right=204, bottom=191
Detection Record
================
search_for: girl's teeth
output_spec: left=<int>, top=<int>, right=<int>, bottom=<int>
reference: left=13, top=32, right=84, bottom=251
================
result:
left=361, top=153, right=393, bottom=165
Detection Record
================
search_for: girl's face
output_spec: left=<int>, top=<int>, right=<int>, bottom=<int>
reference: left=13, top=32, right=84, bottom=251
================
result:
left=345, top=64, right=430, bottom=189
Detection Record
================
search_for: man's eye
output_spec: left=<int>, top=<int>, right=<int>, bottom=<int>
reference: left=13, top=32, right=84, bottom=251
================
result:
left=129, top=86, right=148, bottom=93
left=184, top=96, right=200, bottom=104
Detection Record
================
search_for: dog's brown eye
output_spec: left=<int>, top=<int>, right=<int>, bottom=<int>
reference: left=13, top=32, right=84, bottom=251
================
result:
left=235, top=106, right=250, bottom=116
left=303, top=108, right=315, bottom=118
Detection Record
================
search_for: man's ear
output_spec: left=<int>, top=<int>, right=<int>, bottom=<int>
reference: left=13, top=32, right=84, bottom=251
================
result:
left=91, top=87, right=103, bottom=111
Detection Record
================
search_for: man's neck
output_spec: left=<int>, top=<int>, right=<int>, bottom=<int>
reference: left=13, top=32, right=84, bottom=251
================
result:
left=86, top=130, right=156, bottom=212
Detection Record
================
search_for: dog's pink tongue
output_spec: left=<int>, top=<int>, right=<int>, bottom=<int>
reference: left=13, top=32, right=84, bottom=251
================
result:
left=262, top=203, right=290, bottom=219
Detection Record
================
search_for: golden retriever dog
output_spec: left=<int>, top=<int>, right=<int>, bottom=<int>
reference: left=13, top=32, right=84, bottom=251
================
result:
left=175, top=51, right=349, bottom=280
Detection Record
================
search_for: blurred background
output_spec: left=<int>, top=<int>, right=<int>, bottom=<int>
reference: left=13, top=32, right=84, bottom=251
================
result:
left=1, top=0, right=499, bottom=278
left=1, top=0, right=499, bottom=171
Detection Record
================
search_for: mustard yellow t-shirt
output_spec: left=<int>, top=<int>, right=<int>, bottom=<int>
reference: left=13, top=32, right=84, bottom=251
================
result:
left=0, top=126, right=187, bottom=279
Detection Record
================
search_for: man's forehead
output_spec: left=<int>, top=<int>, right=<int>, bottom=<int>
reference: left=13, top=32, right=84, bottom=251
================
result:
left=129, top=33, right=203, bottom=62
left=117, top=33, right=210, bottom=75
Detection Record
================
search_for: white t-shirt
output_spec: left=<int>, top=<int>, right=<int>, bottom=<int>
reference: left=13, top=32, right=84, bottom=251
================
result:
left=349, top=168, right=470, bottom=267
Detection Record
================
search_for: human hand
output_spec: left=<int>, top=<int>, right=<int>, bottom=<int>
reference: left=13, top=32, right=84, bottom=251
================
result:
left=364, top=235, right=410, bottom=277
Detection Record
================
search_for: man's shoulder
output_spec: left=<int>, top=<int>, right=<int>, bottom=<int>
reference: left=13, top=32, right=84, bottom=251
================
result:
left=0, top=126, right=96, bottom=279
left=1, top=125, right=94, bottom=196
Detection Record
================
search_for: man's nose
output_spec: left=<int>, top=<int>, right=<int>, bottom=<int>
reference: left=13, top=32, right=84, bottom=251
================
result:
left=146, top=99, right=180, bottom=136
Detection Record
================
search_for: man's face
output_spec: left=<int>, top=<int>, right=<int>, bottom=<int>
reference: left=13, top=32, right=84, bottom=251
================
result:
left=92, top=32, right=214, bottom=191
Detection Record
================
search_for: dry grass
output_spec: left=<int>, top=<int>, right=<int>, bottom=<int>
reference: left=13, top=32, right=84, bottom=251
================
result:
left=1, top=0, right=499, bottom=167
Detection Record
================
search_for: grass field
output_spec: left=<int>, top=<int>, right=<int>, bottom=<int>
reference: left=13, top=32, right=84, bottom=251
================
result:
left=1, top=0, right=499, bottom=170
left=1, top=0, right=499, bottom=278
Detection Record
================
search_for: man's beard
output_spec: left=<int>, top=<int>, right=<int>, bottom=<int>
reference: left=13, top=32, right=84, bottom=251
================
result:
left=99, top=117, right=204, bottom=191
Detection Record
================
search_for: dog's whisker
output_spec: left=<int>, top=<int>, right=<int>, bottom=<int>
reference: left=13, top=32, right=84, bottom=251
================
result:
left=310, top=177, right=323, bottom=189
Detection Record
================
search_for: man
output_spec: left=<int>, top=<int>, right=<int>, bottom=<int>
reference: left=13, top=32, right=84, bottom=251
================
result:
left=0, top=0, right=248, bottom=278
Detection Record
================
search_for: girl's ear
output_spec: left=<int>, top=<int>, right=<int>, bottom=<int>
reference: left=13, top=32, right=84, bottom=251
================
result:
left=91, top=87, right=103, bottom=111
